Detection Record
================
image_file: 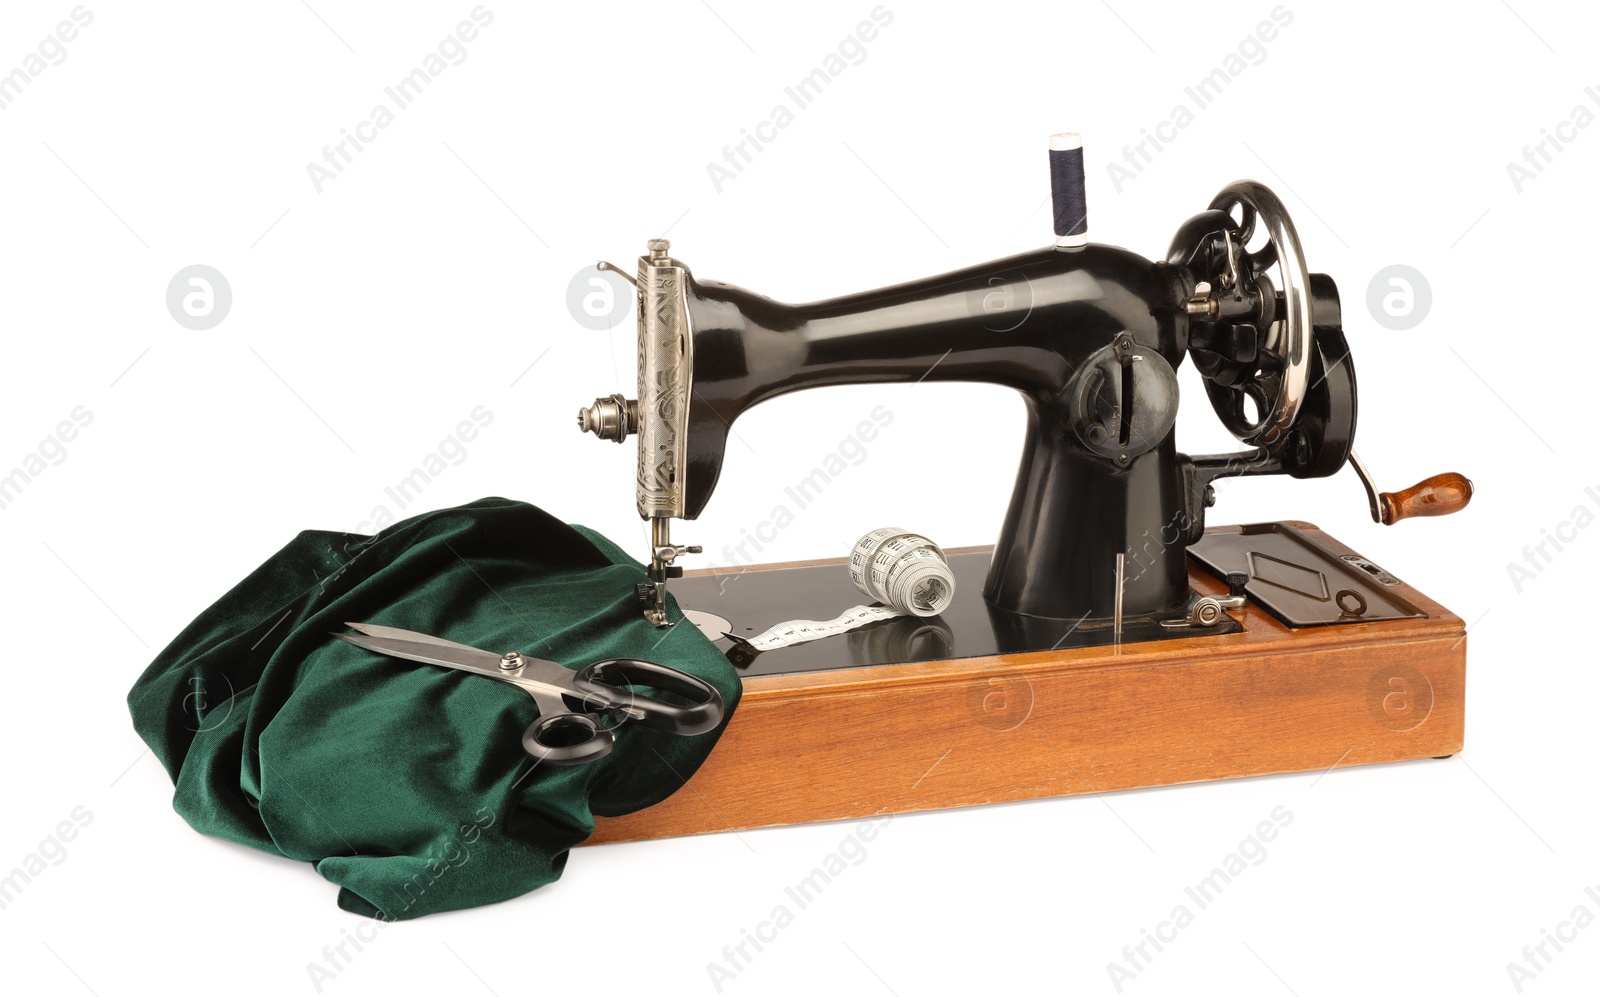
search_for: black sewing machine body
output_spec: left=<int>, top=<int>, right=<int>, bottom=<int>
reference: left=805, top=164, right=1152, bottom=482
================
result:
left=572, top=141, right=1476, bottom=846
left=676, top=242, right=1354, bottom=625
left=578, top=142, right=1465, bottom=656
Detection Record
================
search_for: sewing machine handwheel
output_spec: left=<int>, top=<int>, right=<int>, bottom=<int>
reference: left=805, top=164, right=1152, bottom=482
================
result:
left=1177, top=182, right=1313, bottom=449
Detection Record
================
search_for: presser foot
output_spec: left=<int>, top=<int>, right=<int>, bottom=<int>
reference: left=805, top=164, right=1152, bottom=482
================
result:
left=639, top=518, right=701, bottom=628
left=638, top=582, right=673, bottom=628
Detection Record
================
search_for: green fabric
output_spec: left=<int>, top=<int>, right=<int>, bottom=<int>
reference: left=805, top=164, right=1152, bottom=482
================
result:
left=127, top=497, right=739, bottom=920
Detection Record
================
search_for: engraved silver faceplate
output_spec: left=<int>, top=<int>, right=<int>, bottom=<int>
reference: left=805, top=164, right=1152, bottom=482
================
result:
left=635, top=250, right=693, bottom=519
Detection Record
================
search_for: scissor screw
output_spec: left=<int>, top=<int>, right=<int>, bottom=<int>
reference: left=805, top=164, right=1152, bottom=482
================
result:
left=499, top=652, right=523, bottom=671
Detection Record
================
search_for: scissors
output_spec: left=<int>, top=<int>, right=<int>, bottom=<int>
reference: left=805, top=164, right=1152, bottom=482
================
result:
left=334, top=622, right=725, bottom=767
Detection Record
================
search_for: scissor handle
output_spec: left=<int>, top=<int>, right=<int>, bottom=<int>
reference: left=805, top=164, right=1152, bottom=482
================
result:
left=573, top=658, right=725, bottom=737
left=521, top=711, right=616, bottom=767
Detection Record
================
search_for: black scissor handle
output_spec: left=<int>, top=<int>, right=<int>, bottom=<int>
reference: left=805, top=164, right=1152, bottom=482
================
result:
left=573, top=658, right=725, bottom=737
left=521, top=711, right=616, bottom=767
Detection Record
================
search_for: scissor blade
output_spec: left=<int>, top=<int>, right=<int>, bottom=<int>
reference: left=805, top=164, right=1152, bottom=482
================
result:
left=344, top=621, right=490, bottom=655
left=335, top=631, right=511, bottom=680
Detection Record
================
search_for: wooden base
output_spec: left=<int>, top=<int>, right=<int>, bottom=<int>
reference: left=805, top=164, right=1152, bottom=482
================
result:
left=589, top=523, right=1465, bottom=844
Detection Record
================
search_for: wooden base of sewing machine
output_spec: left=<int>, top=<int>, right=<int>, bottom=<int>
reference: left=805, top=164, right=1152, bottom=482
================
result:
left=588, top=522, right=1465, bottom=844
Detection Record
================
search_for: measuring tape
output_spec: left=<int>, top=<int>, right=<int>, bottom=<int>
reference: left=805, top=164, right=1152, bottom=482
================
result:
left=733, top=528, right=956, bottom=653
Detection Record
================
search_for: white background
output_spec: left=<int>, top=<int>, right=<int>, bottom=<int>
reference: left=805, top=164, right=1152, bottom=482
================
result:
left=1, top=1, right=1596, bottom=994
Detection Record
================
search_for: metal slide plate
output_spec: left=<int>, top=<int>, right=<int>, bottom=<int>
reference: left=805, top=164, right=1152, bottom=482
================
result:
left=1187, top=523, right=1425, bottom=628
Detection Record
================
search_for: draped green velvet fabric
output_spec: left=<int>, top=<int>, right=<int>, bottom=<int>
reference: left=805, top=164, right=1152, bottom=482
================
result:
left=127, top=498, right=740, bottom=920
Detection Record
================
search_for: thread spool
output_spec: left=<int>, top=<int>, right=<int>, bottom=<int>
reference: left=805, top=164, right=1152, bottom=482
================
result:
left=1049, top=132, right=1088, bottom=248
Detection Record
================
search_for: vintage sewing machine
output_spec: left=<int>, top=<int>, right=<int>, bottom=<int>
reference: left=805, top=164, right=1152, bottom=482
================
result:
left=576, top=136, right=1472, bottom=842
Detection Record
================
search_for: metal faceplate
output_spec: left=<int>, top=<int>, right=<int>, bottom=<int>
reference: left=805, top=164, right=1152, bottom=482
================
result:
left=635, top=253, right=693, bottom=519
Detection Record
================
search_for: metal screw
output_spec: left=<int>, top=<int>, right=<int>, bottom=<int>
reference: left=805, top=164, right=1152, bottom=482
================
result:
left=499, top=652, right=523, bottom=671
left=648, top=238, right=670, bottom=262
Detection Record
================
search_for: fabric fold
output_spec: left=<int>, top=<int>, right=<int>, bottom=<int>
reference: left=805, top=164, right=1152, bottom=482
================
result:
left=127, top=497, right=739, bottom=919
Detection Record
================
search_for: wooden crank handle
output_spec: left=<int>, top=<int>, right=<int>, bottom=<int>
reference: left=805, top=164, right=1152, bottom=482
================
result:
left=1349, top=454, right=1474, bottom=525
left=1378, top=472, right=1474, bottom=524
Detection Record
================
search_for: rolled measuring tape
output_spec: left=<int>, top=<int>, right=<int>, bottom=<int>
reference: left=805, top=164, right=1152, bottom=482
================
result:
left=848, top=527, right=955, bottom=617
left=735, top=528, right=956, bottom=653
